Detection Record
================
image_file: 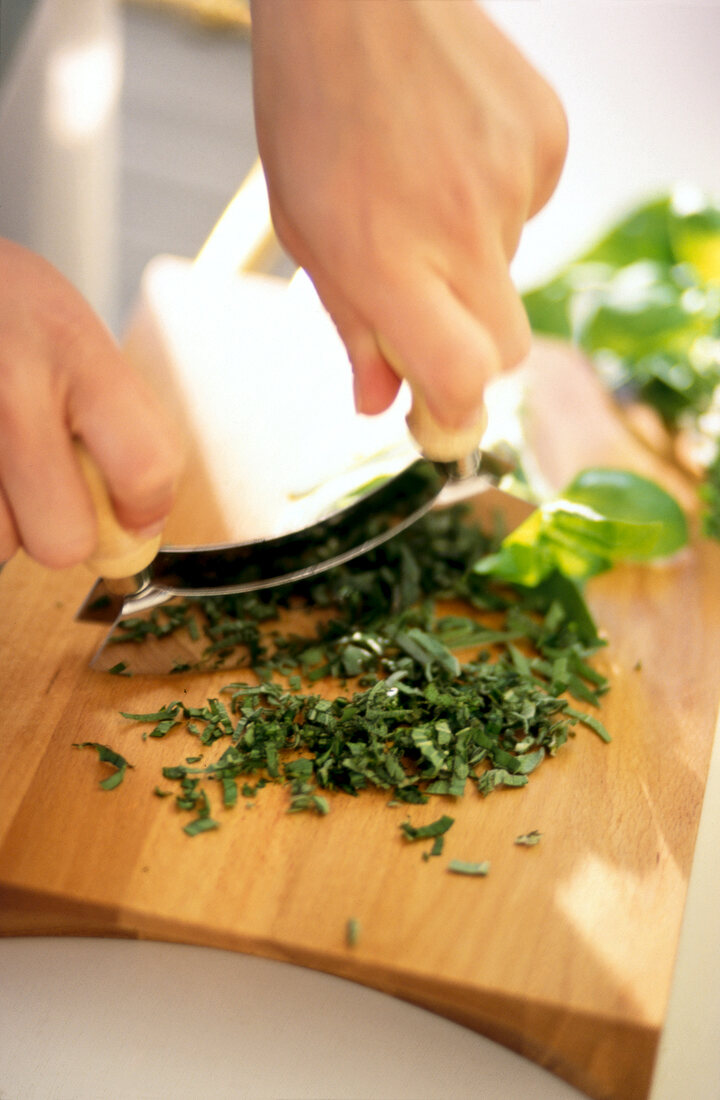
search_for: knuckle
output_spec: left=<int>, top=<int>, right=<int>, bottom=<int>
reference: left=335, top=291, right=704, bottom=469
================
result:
left=531, top=90, right=569, bottom=212
left=45, top=293, right=91, bottom=363
left=464, top=135, right=533, bottom=256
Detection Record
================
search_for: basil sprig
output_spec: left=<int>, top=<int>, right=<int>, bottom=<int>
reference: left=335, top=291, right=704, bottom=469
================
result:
left=522, top=189, right=720, bottom=535
left=476, top=467, right=687, bottom=591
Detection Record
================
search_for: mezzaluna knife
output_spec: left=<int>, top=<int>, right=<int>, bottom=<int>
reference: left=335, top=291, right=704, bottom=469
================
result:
left=75, top=379, right=534, bottom=674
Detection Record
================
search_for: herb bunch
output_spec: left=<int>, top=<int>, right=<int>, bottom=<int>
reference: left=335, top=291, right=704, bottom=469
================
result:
left=522, top=190, right=720, bottom=535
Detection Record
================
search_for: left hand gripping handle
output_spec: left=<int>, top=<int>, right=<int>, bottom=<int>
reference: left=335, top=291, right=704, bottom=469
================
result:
left=74, top=442, right=162, bottom=579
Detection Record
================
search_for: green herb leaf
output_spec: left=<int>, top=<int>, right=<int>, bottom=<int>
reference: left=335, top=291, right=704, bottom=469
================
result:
left=183, top=817, right=220, bottom=837
left=447, top=860, right=491, bottom=876
left=522, top=189, right=720, bottom=534
left=109, top=501, right=615, bottom=836
left=401, top=815, right=455, bottom=842
left=476, top=467, right=687, bottom=592
left=562, top=469, right=688, bottom=560
left=121, top=702, right=183, bottom=739
left=346, top=917, right=361, bottom=946
left=73, top=742, right=132, bottom=790
left=394, top=628, right=460, bottom=680
left=221, top=775, right=238, bottom=809
left=515, top=830, right=542, bottom=846
left=422, top=834, right=446, bottom=861
left=566, top=706, right=612, bottom=743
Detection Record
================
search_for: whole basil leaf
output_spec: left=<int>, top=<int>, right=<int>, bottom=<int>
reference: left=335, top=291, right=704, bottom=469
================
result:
left=475, top=467, right=688, bottom=591
left=562, top=468, right=688, bottom=559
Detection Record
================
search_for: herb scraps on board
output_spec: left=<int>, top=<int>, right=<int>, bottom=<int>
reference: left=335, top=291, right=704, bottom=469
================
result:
left=515, top=830, right=542, bottom=847
left=346, top=917, right=361, bottom=947
left=113, top=472, right=686, bottom=837
left=447, top=860, right=491, bottom=877
left=522, top=187, right=720, bottom=536
left=73, top=742, right=133, bottom=791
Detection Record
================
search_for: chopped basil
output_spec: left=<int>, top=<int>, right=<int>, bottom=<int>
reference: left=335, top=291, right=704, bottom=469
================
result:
left=221, top=775, right=238, bottom=808
left=422, top=835, right=446, bottom=861
left=73, top=742, right=132, bottom=790
left=515, top=830, right=542, bottom=846
left=447, top=860, right=491, bottom=876
left=346, top=917, right=361, bottom=947
left=184, top=817, right=220, bottom=837
left=401, top=815, right=455, bottom=842
left=287, top=780, right=330, bottom=815
left=566, top=707, right=611, bottom=743
left=116, top=502, right=617, bottom=836
left=120, top=702, right=183, bottom=740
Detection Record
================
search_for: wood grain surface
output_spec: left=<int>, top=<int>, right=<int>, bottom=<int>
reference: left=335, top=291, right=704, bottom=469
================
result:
left=1, top=341, right=718, bottom=1100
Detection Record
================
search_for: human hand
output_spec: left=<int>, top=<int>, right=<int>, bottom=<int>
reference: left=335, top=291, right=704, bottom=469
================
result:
left=250, top=0, right=567, bottom=440
left=0, top=239, right=183, bottom=569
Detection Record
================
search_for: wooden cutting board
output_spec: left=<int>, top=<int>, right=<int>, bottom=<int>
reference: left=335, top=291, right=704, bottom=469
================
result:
left=1, top=341, right=718, bottom=1100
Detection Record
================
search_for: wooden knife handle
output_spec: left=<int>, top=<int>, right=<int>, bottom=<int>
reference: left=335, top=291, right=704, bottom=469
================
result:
left=377, top=337, right=486, bottom=463
left=74, top=442, right=162, bottom=579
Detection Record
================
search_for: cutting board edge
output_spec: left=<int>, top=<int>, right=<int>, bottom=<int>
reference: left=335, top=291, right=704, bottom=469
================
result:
left=0, top=879, right=660, bottom=1100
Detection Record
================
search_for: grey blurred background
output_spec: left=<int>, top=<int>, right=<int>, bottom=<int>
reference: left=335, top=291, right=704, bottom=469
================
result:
left=3, top=0, right=718, bottom=339
left=118, top=3, right=257, bottom=322
left=0, top=0, right=259, bottom=332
